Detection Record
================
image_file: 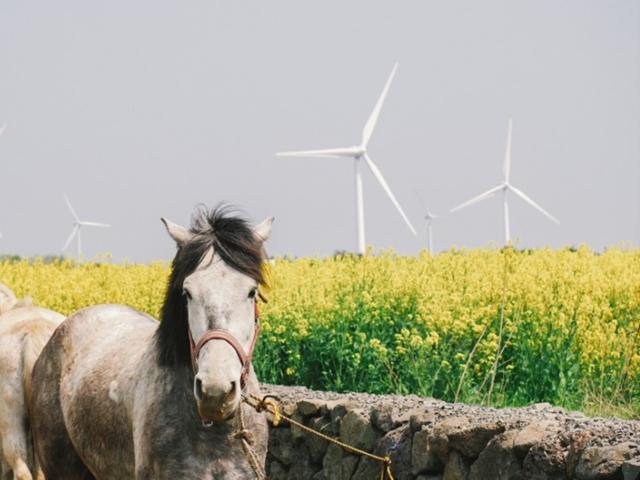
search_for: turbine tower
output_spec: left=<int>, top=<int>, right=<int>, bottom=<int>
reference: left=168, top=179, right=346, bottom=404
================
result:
left=62, top=194, right=111, bottom=260
left=423, top=211, right=440, bottom=255
left=277, top=63, right=416, bottom=254
left=450, top=119, right=559, bottom=245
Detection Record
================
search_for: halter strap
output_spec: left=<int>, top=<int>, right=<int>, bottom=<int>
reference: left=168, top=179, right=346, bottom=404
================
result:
left=189, top=302, right=260, bottom=389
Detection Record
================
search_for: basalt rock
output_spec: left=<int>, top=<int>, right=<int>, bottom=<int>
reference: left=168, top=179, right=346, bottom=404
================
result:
left=574, top=442, right=640, bottom=480
left=339, top=409, right=378, bottom=452
left=260, top=384, right=640, bottom=480
left=468, top=430, right=522, bottom=480
left=442, top=450, right=470, bottom=480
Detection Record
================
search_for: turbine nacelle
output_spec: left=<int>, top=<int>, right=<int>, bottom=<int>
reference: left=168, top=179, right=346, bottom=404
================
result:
left=353, top=146, right=367, bottom=158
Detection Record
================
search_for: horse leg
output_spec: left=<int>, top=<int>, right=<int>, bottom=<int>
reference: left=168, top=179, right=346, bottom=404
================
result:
left=0, top=367, right=32, bottom=480
left=32, top=464, right=43, bottom=480
left=0, top=426, right=32, bottom=480
left=30, top=332, right=95, bottom=480
left=1, top=455, right=11, bottom=480
left=0, top=438, right=7, bottom=479
left=31, top=453, right=44, bottom=480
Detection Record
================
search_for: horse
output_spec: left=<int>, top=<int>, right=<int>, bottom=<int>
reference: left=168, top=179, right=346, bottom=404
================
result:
left=0, top=285, right=65, bottom=480
left=31, top=206, right=273, bottom=479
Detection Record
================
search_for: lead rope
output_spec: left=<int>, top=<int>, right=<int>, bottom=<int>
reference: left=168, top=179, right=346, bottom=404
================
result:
left=235, top=401, right=267, bottom=480
left=242, top=393, right=395, bottom=480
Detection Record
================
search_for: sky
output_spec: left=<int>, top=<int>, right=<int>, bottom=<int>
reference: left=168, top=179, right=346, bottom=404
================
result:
left=0, top=1, right=638, bottom=262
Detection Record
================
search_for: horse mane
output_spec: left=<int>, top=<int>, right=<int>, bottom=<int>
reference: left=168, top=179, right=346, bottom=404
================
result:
left=155, top=204, right=267, bottom=368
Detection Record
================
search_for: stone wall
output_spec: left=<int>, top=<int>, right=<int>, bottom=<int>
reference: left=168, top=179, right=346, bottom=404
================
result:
left=261, top=385, right=640, bottom=480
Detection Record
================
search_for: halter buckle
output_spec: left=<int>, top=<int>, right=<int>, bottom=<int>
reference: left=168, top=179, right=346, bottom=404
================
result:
left=202, top=419, right=214, bottom=428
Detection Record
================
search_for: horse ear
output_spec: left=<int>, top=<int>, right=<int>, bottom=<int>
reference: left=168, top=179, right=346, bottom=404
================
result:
left=253, top=216, right=274, bottom=243
left=15, top=296, right=33, bottom=309
left=161, top=218, right=193, bottom=247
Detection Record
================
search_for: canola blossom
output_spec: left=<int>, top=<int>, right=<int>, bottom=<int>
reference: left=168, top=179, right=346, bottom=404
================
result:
left=1, top=247, right=638, bottom=414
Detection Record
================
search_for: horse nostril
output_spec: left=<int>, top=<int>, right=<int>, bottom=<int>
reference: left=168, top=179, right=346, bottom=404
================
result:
left=194, top=376, right=237, bottom=405
left=194, top=377, right=204, bottom=400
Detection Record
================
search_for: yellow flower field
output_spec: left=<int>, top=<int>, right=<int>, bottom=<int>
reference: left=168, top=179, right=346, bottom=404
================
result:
left=1, top=247, right=639, bottom=415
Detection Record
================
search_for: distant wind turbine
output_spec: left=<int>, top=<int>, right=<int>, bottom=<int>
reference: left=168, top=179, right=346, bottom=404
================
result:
left=62, top=194, right=111, bottom=260
left=416, top=192, right=440, bottom=255
left=450, top=119, right=559, bottom=245
left=422, top=211, right=440, bottom=255
left=277, top=63, right=417, bottom=254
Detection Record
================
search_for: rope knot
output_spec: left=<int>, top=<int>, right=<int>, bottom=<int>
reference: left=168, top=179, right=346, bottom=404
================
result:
left=252, top=395, right=282, bottom=427
left=234, top=429, right=255, bottom=445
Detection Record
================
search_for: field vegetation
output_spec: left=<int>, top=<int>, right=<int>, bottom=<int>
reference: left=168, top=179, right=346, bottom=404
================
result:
left=1, top=247, right=638, bottom=418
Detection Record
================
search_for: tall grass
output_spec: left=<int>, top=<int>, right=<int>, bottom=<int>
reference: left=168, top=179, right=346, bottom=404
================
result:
left=1, top=247, right=639, bottom=416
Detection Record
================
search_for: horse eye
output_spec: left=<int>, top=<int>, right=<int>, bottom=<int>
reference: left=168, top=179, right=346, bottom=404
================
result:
left=182, top=289, right=192, bottom=300
left=248, top=288, right=257, bottom=300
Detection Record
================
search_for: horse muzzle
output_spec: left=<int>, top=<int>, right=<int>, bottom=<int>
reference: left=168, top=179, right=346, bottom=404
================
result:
left=194, top=374, right=240, bottom=423
left=189, top=319, right=260, bottom=424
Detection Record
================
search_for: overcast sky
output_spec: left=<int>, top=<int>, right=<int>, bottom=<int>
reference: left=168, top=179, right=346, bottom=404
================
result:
left=0, top=1, right=638, bottom=261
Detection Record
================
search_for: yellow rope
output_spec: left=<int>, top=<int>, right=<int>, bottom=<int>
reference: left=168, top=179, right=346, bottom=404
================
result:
left=242, top=394, right=395, bottom=480
left=236, top=402, right=267, bottom=480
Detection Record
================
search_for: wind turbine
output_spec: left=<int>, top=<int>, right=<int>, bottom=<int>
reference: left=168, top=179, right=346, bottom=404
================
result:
left=450, top=119, right=559, bottom=246
left=62, top=194, right=111, bottom=260
left=416, top=192, right=440, bottom=255
left=0, top=124, right=6, bottom=239
left=277, top=63, right=416, bottom=254
left=422, top=210, right=441, bottom=255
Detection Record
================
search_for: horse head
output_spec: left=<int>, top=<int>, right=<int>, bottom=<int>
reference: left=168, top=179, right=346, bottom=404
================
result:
left=160, top=206, right=273, bottom=424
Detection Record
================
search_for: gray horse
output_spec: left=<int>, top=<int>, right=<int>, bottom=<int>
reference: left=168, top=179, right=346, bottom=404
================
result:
left=0, top=285, right=64, bottom=480
left=31, top=206, right=272, bottom=479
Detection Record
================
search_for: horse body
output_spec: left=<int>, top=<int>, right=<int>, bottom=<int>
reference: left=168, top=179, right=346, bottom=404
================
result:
left=0, top=306, right=64, bottom=332
left=31, top=207, right=272, bottom=479
left=0, top=302, right=64, bottom=480
left=37, top=305, right=149, bottom=478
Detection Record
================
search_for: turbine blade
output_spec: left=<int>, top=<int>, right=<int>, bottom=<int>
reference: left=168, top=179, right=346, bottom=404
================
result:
left=450, top=185, right=503, bottom=213
left=361, top=63, right=398, bottom=148
left=504, top=119, right=513, bottom=183
left=63, top=194, right=80, bottom=222
left=0, top=124, right=6, bottom=137
left=276, top=147, right=357, bottom=158
left=62, top=225, right=79, bottom=252
left=363, top=154, right=417, bottom=235
left=509, top=186, right=560, bottom=224
left=79, top=221, right=111, bottom=228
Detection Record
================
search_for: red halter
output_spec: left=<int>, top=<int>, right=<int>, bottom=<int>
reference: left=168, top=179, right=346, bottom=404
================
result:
left=188, top=302, right=260, bottom=390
